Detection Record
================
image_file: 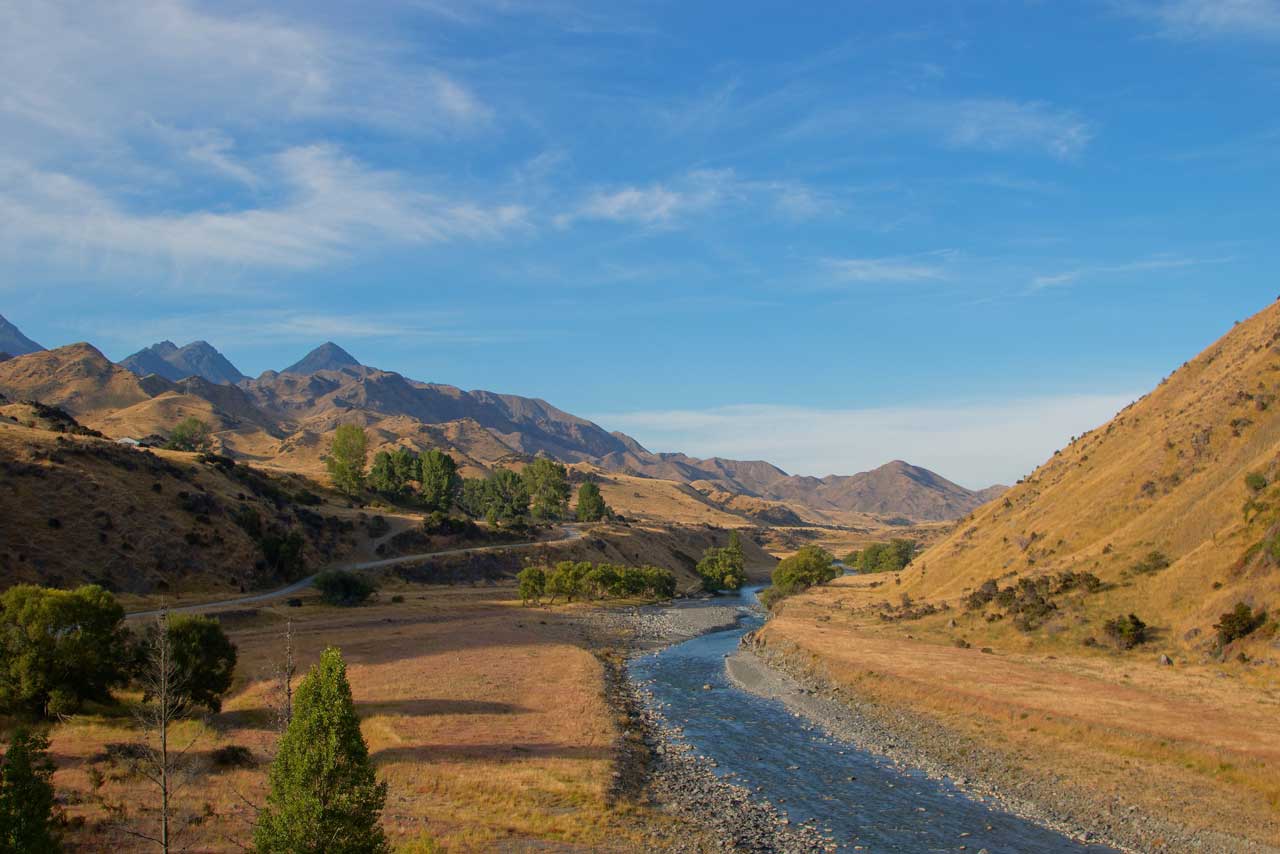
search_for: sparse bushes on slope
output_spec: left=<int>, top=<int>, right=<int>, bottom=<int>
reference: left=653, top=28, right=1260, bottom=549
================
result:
left=1128, top=551, right=1171, bottom=576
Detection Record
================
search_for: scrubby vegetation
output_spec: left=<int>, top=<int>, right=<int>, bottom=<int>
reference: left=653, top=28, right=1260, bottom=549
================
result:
left=1214, top=602, right=1267, bottom=646
left=963, top=570, right=1105, bottom=632
left=760, top=546, right=839, bottom=608
left=1103, top=613, right=1148, bottom=649
left=1128, top=550, right=1171, bottom=576
left=518, top=560, right=676, bottom=605
left=696, top=532, right=746, bottom=592
left=313, top=569, right=377, bottom=606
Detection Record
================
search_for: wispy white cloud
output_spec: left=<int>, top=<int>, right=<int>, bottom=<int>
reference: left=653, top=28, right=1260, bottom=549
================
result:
left=792, top=97, right=1094, bottom=159
left=557, top=170, right=836, bottom=228
left=0, top=146, right=527, bottom=274
left=1124, top=0, right=1280, bottom=41
left=1027, top=254, right=1234, bottom=292
left=591, top=395, right=1137, bottom=488
left=823, top=254, right=949, bottom=283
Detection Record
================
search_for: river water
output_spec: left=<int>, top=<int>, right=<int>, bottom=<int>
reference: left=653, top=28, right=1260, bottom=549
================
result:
left=628, top=587, right=1118, bottom=853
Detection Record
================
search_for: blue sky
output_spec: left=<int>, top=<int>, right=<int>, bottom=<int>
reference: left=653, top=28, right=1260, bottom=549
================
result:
left=2, top=0, right=1278, bottom=486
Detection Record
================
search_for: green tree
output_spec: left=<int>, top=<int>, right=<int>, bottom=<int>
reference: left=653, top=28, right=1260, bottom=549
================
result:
left=391, top=448, right=419, bottom=489
left=457, top=478, right=489, bottom=518
left=575, top=482, right=610, bottom=522
left=855, top=539, right=916, bottom=573
left=516, top=566, right=546, bottom=606
left=165, top=417, right=211, bottom=453
left=254, top=648, right=389, bottom=854
left=522, top=458, right=570, bottom=521
left=696, top=533, right=746, bottom=592
left=0, top=584, right=127, bottom=717
left=0, top=729, right=59, bottom=853
left=163, top=615, right=237, bottom=713
left=484, top=469, right=529, bottom=526
left=367, top=451, right=401, bottom=496
left=762, top=546, right=839, bottom=607
left=419, top=451, right=460, bottom=513
left=326, top=425, right=368, bottom=496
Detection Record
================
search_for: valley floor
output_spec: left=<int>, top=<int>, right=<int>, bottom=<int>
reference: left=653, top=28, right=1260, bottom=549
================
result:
left=46, top=583, right=708, bottom=852
left=749, top=576, right=1280, bottom=853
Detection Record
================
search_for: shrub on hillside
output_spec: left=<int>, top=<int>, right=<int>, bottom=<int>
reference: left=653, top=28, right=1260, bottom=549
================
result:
left=1245, top=471, right=1268, bottom=492
left=1129, top=551, right=1171, bottom=575
left=1214, top=602, right=1266, bottom=646
left=1103, top=613, right=1148, bottom=650
left=314, top=570, right=376, bottom=606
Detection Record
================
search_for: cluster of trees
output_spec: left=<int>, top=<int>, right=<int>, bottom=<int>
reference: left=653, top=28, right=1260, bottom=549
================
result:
left=325, top=425, right=612, bottom=525
left=696, top=532, right=746, bottom=592
left=0, top=585, right=391, bottom=851
left=760, top=546, right=839, bottom=609
left=0, top=585, right=238, bottom=720
left=517, top=560, right=676, bottom=605
left=847, top=539, right=916, bottom=573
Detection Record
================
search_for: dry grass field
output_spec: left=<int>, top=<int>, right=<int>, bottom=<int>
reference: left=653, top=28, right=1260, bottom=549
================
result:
left=39, top=585, right=682, bottom=853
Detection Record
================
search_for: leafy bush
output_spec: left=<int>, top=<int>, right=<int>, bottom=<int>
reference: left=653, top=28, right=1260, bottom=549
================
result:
left=159, top=614, right=238, bottom=713
left=1214, top=602, right=1266, bottom=645
left=1103, top=613, right=1148, bottom=649
left=165, top=417, right=212, bottom=452
left=1053, top=570, right=1104, bottom=593
left=856, top=539, right=916, bottom=573
left=517, top=566, right=546, bottom=605
left=313, top=570, right=376, bottom=606
left=965, top=579, right=1000, bottom=610
left=1245, top=471, right=1268, bottom=492
left=763, top=546, right=839, bottom=606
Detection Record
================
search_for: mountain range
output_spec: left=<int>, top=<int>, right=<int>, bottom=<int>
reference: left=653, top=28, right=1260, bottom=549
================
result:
left=0, top=317, right=1004, bottom=522
left=120, top=340, right=247, bottom=385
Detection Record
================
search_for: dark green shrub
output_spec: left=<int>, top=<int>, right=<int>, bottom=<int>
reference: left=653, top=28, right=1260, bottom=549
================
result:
left=965, top=579, right=1000, bottom=610
left=1129, top=551, right=1171, bottom=575
left=211, top=744, right=256, bottom=770
left=314, top=570, right=376, bottom=606
left=1245, top=471, right=1268, bottom=492
left=1214, top=602, right=1266, bottom=645
left=1103, top=613, right=1148, bottom=649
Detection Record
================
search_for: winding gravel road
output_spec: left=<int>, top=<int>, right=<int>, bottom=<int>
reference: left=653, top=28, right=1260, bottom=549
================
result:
left=127, top=523, right=586, bottom=619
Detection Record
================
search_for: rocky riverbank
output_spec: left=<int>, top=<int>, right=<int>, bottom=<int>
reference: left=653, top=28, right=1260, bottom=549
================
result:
left=732, top=634, right=1275, bottom=854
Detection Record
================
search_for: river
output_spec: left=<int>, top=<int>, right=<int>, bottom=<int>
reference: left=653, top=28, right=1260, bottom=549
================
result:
left=628, top=587, right=1119, bottom=853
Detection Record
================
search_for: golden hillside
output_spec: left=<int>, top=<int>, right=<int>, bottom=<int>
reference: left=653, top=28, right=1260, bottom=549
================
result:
left=894, top=298, right=1280, bottom=657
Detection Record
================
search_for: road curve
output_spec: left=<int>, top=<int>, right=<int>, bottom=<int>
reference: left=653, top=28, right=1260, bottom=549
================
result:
left=128, top=524, right=587, bottom=620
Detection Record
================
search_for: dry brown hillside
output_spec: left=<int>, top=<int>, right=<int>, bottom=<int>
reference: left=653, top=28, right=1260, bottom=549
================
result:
left=885, top=299, right=1280, bottom=660
left=0, top=422, right=360, bottom=601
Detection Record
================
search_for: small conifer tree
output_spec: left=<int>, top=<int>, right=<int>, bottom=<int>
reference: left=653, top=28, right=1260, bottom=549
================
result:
left=253, top=647, right=389, bottom=854
left=0, top=728, right=60, bottom=853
